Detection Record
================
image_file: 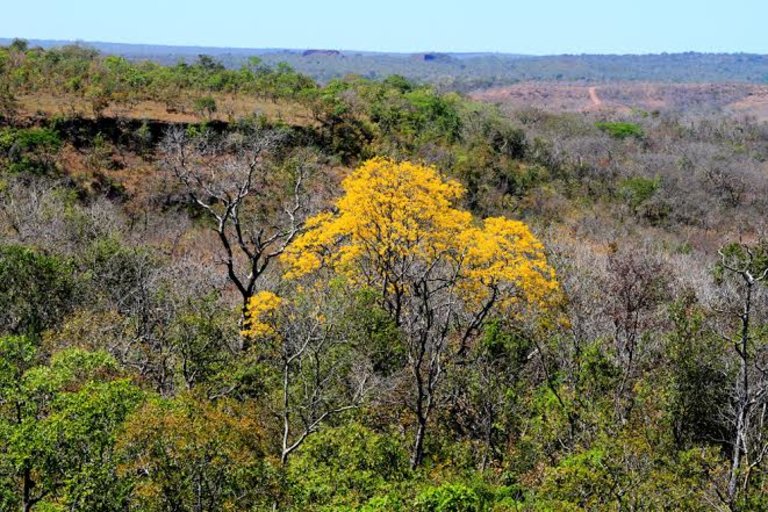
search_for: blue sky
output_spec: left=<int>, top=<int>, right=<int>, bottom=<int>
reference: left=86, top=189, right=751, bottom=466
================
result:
left=1, top=0, right=766, bottom=55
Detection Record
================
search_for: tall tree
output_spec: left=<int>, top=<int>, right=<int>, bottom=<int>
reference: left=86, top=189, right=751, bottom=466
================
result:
left=162, top=128, right=315, bottom=337
left=717, top=242, right=768, bottom=508
left=282, top=157, right=559, bottom=467
left=0, top=342, right=143, bottom=512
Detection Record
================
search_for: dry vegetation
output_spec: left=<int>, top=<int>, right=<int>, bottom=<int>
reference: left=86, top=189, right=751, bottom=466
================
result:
left=472, top=82, right=768, bottom=122
left=17, top=92, right=315, bottom=125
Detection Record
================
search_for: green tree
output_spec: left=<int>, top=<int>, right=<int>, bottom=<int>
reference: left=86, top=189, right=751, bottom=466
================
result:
left=595, top=121, right=644, bottom=139
left=414, top=483, right=486, bottom=512
left=287, top=423, right=410, bottom=509
left=0, top=245, right=78, bottom=336
left=0, top=342, right=144, bottom=511
left=0, top=128, right=62, bottom=175
left=116, top=393, right=273, bottom=512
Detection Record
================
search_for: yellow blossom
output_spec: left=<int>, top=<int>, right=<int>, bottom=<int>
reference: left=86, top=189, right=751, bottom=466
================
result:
left=282, top=157, right=559, bottom=315
left=241, top=291, right=282, bottom=338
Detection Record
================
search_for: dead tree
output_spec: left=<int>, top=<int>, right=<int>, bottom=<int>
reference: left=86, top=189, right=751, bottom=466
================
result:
left=717, top=243, right=768, bottom=508
left=605, top=249, right=669, bottom=423
left=162, top=128, right=312, bottom=338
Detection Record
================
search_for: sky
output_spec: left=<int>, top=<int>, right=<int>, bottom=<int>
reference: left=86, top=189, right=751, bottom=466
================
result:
left=1, top=0, right=766, bottom=55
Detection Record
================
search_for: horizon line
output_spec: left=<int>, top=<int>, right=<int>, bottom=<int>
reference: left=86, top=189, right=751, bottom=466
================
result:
left=2, top=36, right=767, bottom=58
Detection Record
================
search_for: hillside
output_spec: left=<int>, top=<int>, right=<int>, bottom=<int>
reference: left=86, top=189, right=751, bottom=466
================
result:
left=3, top=40, right=768, bottom=511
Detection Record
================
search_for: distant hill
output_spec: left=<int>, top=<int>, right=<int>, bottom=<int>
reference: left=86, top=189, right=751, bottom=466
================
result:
left=2, top=38, right=768, bottom=90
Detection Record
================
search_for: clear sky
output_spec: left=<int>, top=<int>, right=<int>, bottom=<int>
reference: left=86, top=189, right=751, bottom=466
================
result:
left=1, top=0, right=766, bottom=55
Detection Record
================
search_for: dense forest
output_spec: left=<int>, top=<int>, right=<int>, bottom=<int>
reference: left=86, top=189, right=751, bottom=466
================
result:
left=2, top=39, right=768, bottom=511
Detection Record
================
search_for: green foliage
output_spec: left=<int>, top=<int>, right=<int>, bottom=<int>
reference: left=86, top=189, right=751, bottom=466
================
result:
left=0, top=42, right=321, bottom=116
left=0, top=343, right=144, bottom=512
left=0, top=127, right=62, bottom=174
left=347, top=288, right=404, bottom=377
left=667, top=295, right=730, bottom=446
left=414, top=483, right=487, bottom=512
left=404, top=89, right=462, bottom=143
left=0, top=84, right=17, bottom=122
left=4, top=38, right=768, bottom=512
left=287, top=423, right=411, bottom=509
left=368, top=84, right=462, bottom=148
left=81, top=236, right=155, bottom=304
left=577, top=340, right=620, bottom=396
left=193, top=95, right=218, bottom=118
left=0, top=245, right=79, bottom=336
left=617, top=175, right=669, bottom=223
left=595, top=121, right=644, bottom=139
left=133, top=120, right=153, bottom=155
left=116, top=394, right=273, bottom=512
left=618, top=176, right=659, bottom=210
left=84, top=132, right=114, bottom=170
left=538, top=448, right=614, bottom=509
left=168, top=295, right=239, bottom=391
left=9, top=39, right=29, bottom=53
left=359, top=493, right=408, bottom=511
left=715, top=241, right=768, bottom=282
left=535, top=433, right=724, bottom=510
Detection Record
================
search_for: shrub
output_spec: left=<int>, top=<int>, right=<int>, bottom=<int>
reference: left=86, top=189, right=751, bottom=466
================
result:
left=619, top=176, right=659, bottom=210
left=0, top=127, right=62, bottom=174
left=287, top=423, right=410, bottom=509
left=595, top=121, right=644, bottom=139
left=414, top=483, right=485, bottom=512
left=193, top=96, right=217, bottom=119
left=0, top=245, right=78, bottom=335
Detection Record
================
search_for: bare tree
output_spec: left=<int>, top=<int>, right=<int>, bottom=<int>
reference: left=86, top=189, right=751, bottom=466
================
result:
left=371, top=252, right=509, bottom=469
left=253, top=281, right=373, bottom=466
left=605, top=248, right=670, bottom=423
left=161, top=127, right=315, bottom=335
left=716, top=243, right=768, bottom=508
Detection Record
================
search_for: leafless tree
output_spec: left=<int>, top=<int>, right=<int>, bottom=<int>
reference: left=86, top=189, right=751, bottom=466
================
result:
left=604, top=248, right=670, bottom=422
left=263, top=281, right=373, bottom=466
left=161, top=127, right=316, bottom=335
left=370, top=253, right=503, bottom=469
left=716, top=243, right=768, bottom=508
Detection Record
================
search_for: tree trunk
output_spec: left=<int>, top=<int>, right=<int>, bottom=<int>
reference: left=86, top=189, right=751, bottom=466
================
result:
left=22, top=465, right=33, bottom=512
left=410, top=345, right=431, bottom=470
left=727, top=281, right=753, bottom=508
left=281, top=359, right=291, bottom=466
left=411, top=416, right=427, bottom=470
left=728, top=401, right=747, bottom=507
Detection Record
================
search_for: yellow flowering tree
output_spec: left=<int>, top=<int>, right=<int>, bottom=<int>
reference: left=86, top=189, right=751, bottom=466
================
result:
left=282, top=157, right=559, bottom=467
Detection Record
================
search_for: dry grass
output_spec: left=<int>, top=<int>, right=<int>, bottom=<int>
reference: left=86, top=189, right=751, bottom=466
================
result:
left=471, top=83, right=603, bottom=112
left=58, top=144, right=160, bottom=198
left=15, top=91, right=322, bottom=216
left=726, top=88, right=768, bottom=122
left=470, top=82, right=768, bottom=122
left=17, top=92, right=316, bottom=126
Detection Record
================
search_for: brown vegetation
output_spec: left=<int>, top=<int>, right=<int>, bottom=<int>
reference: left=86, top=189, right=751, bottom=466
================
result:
left=16, top=92, right=315, bottom=125
left=472, top=82, right=768, bottom=121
